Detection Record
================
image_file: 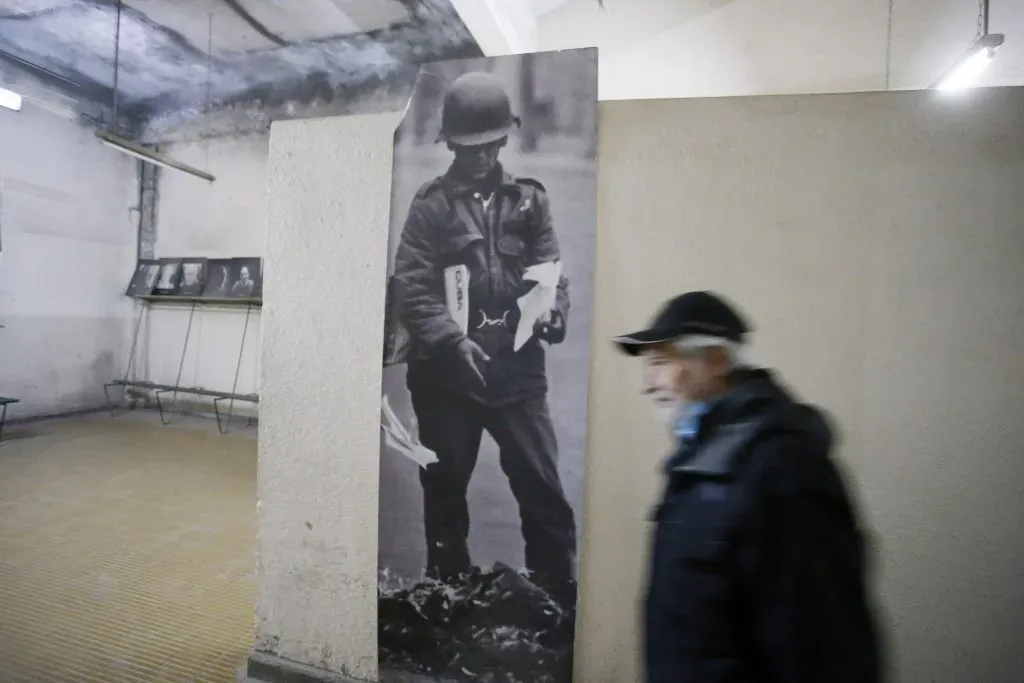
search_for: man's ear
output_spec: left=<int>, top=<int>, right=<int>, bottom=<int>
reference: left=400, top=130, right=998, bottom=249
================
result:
left=706, top=346, right=733, bottom=378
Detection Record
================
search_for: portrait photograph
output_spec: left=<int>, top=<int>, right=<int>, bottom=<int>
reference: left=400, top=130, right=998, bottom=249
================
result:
left=201, top=259, right=234, bottom=299
left=153, top=258, right=183, bottom=295
left=177, top=258, right=208, bottom=297
left=377, top=48, right=598, bottom=683
left=125, top=259, right=160, bottom=297
left=228, top=257, right=262, bottom=299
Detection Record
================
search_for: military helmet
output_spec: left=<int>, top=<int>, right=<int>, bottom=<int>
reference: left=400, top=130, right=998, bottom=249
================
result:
left=438, top=71, right=521, bottom=146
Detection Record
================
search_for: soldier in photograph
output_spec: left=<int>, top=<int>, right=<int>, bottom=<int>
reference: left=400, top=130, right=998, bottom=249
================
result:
left=393, top=71, right=576, bottom=597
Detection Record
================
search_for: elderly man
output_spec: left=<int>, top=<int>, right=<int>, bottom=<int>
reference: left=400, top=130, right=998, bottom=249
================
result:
left=614, top=290, right=882, bottom=683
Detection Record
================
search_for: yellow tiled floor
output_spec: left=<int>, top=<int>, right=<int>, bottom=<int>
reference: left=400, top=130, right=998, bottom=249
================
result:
left=0, top=414, right=256, bottom=682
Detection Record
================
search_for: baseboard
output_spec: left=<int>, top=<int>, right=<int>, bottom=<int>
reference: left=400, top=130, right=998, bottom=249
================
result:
left=6, top=405, right=108, bottom=425
left=245, top=651, right=370, bottom=683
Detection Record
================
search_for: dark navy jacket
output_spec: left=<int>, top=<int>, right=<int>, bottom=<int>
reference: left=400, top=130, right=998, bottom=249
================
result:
left=645, top=369, right=882, bottom=683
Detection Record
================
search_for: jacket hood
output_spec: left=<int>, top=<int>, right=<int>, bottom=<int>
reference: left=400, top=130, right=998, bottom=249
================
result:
left=713, top=368, right=834, bottom=454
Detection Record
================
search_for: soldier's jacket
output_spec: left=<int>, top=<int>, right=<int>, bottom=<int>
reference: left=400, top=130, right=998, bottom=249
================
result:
left=394, top=164, right=569, bottom=405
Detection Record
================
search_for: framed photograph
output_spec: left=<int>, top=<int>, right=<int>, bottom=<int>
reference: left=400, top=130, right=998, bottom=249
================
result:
left=201, top=259, right=235, bottom=299
left=153, top=258, right=182, bottom=295
left=227, top=257, right=262, bottom=299
left=377, top=48, right=598, bottom=683
left=125, top=259, right=160, bottom=297
left=176, top=258, right=208, bottom=297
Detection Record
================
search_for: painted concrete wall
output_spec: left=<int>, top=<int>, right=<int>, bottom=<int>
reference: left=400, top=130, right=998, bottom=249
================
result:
left=0, top=73, right=137, bottom=418
left=143, top=136, right=268, bottom=399
left=259, top=113, right=399, bottom=679
left=260, top=89, right=1024, bottom=682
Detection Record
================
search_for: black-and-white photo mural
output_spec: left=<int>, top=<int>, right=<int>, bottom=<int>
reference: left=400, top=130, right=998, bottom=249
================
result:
left=378, top=48, right=598, bottom=683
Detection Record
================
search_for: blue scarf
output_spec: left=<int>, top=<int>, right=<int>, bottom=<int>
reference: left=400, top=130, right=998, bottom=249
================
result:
left=674, top=400, right=713, bottom=442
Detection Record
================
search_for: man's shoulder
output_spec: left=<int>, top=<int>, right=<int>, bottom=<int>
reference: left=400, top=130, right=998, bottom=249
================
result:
left=745, top=402, right=847, bottom=497
left=413, top=176, right=449, bottom=203
left=512, top=176, right=547, bottom=194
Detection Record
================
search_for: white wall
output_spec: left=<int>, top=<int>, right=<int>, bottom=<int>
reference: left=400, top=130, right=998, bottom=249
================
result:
left=532, top=1, right=1024, bottom=99
left=0, top=75, right=137, bottom=418
left=144, top=135, right=267, bottom=399
left=260, top=87, right=1024, bottom=683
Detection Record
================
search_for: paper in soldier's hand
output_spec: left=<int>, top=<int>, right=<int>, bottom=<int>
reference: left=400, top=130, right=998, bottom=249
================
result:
left=514, top=260, right=563, bottom=352
left=443, top=264, right=470, bottom=335
left=380, top=396, right=437, bottom=469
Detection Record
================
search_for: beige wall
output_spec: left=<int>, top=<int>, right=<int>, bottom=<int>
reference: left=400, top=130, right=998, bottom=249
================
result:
left=587, top=88, right=1024, bottom=682
left=261, top=88, right=1024, bottom=682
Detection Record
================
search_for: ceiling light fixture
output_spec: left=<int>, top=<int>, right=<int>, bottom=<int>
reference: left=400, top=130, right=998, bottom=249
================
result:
left=96, top=130, right=216, bottom=182
left=933, top=0, right=1006, bottom=91
left=0, top=87, right=22, bottom=111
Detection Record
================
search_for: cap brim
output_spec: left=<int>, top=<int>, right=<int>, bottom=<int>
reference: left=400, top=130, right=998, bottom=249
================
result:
left=612, top=329, right=680, bottom=356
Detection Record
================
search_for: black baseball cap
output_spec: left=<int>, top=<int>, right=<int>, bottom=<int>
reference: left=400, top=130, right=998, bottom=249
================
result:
left=613, top=290, right=751, bottom=356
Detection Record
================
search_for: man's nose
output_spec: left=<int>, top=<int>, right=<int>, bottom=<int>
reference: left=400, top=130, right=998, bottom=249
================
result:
left=641, top=369, right=657, bottom=394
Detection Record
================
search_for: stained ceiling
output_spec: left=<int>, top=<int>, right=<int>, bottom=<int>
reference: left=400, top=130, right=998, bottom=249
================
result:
left=0, top=0, right=480, bottom=125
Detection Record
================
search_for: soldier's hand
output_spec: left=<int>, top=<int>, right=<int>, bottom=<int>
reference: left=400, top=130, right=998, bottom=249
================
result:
left=456, top=338, right=490, bottom=386
left=535, top=310, right=566, bottom=344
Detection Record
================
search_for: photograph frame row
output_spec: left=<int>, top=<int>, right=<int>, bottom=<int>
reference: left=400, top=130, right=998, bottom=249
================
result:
left=125, top=257, right=263, bottom=300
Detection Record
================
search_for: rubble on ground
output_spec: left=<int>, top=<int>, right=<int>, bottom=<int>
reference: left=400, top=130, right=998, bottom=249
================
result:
left=379, top=563, right=576, bottom=683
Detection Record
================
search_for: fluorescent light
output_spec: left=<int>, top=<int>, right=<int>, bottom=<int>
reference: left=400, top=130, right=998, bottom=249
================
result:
left=0, top=87, right=22, bottom=111
left=95, top=130, right=216, bottom=182
left=934, top=33, right=1005, bottom=91
left=937, top=48, right=993, bottom=90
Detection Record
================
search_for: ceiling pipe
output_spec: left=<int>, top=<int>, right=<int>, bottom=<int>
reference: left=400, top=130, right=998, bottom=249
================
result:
left=112, top=0, right=122, bottom=124
left=0, top=49, right=85, bottom=92
left=220, top=0, right=288, bottom=46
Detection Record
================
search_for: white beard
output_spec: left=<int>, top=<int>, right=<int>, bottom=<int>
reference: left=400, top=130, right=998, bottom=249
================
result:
left=650, top=391, right=684, bottom=428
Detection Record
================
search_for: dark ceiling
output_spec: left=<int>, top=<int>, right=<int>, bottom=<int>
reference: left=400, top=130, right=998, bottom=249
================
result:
left=0, top=0, right=480, bottom=125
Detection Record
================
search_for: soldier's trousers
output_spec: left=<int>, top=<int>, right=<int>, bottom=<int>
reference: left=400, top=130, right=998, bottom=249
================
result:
left=410, top=388, right=577, bottom=584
